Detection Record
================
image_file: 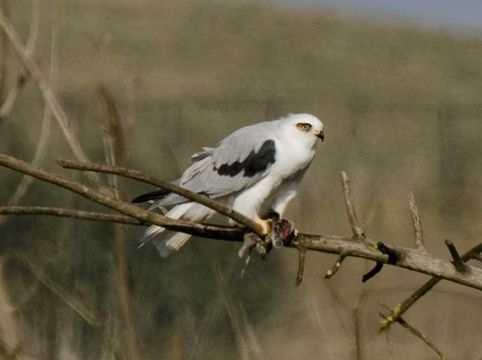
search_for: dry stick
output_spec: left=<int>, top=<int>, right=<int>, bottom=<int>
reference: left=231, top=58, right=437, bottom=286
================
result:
left=97, top=85, right=140, bottom=360
left=0, top=0, right=39, bottom=119
left=380, top=242, right=482, bottom=331
left=0, top=0, right=9, bottom=102
left=18, top=257, right=101, bottom=327
left=408, top=192, right=426, bottom=252
left=445, top=239, right=468, bottom=273
left=2, top=154, right=482, bottom=291
left=325, top=252, right=347, bottom=279
left=0, top=206, right=141, bottom=225
left=339, top=172, right=384, bottom=282
left=324, top=173, right=366, bottom=281
left=341, top=171, right=364, bottom=239
left=7, top=17, right=55, bottom=207
left=0, top=154, right=247, bottom=241
left=378, top=308, right=446, bottom=360
left=0, top=206, right=242, bottom=237
left=0, top=8, right=98, bottom=184
left=295, top=245, right=306, bottom=285
left=57, top=159, right=264, bottom=236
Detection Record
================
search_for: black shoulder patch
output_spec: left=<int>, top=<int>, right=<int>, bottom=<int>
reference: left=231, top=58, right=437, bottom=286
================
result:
left=215, top=140, right=276, bottom=178
left=132, top=188, right=170, bottom=203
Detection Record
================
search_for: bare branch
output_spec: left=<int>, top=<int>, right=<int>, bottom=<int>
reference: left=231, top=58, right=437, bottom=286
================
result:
left=2, top=153, right=482, bottom=292
left=0, top=206, right=143, bottom=225
left=380, top=243, right=482, bottom=331
left=341, top=171, right=364, bottom=239
left=0, top=0, right=39, bottom=119
left=57, top=159, right=264, bottom=235
left=408, top=192, right=426, bottom=252
left=0, top=8, right=98, bottom=184
left=6, top=18, right=56, bottom=207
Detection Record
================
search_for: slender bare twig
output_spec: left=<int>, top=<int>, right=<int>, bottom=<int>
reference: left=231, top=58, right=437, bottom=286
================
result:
left=379, top=305, right=446, bottom=360
left=97, top=84, right=140, bottom=360
left=0, top=0, right=9, bottom=102
left=325, top=252, right=347, bottom=279
left=57, top=159, right=264, bottom=235
left=2, top=153, right=482, bottom=291
left=17, top=257, right=101, bottom=327
left=408, top=192, right=426, bottom=252
left=380, top=243, right=482, bottom=331
left=445, top=239, right=468, bottom=273
left=0, top=0, right=40, bottom=119
left=7, top=17, right=55, bottom=206
left=341, top=171, right=364, bottom=239
left=0, top=206, right=243, bottom=239
left=0, top=8, right=98, bottom=184
left=296, top=245, right=306, bottom=285
left=353, top=287, right=366, bottom=360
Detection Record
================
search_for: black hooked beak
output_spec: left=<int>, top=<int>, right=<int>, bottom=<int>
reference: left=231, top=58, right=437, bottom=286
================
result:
left=316, top=130, right=325, bottom=141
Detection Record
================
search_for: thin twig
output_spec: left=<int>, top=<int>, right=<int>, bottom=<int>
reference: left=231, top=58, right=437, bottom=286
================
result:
left=0, top=0, right=8, bottom=102
left=6, top=17, right=56, bottom=206
left=97, top=84, right=140, bottom=360
left=379, top=305, right=446, bottom=360
left=325, top=252, right=347, bottom=279
left=0, top=0, right=39, bottom=119
left=19, top=257, right=101, bottom=327
left=58, top=159, right=264, bottom=235
left=445, top=239, right=469, bottom=273
left=0, top=206, right=244, bottom=240
left=408, top=192, right=426, bottom=252
left=353, top=287, right=366, bottom=360
left=0, top=8, right=98, bottom=183
left=341, top=171, right=364, bottom=239
left=296, top=245, right=306, bottom=285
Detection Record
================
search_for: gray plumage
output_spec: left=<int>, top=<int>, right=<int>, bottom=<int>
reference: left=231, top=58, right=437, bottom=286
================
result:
left=133, top=113, right=324, bottom=256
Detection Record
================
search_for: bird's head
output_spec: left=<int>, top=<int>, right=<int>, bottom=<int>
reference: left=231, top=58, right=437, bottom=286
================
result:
left=281, top=113, right=324, bottom=145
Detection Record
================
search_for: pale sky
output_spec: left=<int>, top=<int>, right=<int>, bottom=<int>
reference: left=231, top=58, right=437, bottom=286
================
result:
left=270, top=0, right=482, bottom=32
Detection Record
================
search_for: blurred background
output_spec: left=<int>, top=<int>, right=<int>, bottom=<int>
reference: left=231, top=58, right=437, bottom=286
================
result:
left=0, top=0, right=482, bottom=359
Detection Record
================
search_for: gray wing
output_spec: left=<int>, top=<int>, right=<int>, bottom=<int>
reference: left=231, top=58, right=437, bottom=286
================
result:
left=139, top=122, right=277, bottom=207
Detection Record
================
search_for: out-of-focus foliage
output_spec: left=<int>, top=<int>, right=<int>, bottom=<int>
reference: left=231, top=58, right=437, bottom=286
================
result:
left=0, top=0, right=482, bottom=358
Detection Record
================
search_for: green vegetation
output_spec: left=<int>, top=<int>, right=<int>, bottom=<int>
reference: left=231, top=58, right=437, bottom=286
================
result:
left=1, top=0, right=482, bottom=358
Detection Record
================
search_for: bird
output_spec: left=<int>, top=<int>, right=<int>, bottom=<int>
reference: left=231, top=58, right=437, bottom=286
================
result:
left=132, top=113, right=325, bottom=257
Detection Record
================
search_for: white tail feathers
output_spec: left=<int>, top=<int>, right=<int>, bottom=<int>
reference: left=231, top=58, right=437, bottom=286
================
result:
left=139, top=202, right=214, bottom=257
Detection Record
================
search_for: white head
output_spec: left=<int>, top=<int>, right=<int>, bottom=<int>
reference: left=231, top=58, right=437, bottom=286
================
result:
left=279, top=113, right=324, bottom=146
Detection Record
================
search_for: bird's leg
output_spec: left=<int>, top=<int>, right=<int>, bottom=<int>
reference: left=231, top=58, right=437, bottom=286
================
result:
left=254, top=214, right=272, bottom=236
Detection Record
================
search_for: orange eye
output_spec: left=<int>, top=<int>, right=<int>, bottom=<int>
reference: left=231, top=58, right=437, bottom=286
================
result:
left=296, top=123, right=312, bottom=132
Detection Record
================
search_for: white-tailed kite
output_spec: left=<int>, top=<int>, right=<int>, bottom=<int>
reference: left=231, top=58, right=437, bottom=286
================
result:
left=132, top=113, right=324, bottom=257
